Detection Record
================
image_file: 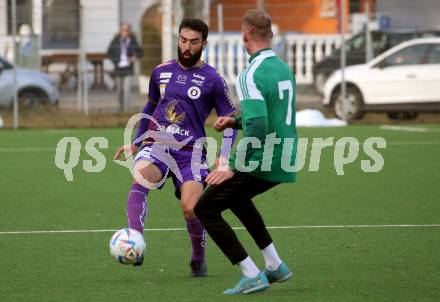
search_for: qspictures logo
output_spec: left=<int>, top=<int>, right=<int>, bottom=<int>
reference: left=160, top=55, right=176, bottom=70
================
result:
left=54, top=114, right=386, bottom=186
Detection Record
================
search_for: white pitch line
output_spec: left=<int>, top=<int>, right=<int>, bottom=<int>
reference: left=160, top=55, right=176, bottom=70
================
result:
left=0, top=147, right=56, bottom=152
left=380, top=125, right=435, bottom=132
left=0, top=224, right=439, bottom=235
left=388, top=141, right=440, bottom=146
left=1, top=140, right=440, bottom=153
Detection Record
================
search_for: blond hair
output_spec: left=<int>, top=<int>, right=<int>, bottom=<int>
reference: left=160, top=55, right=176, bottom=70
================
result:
left=243, top=10, right=272, bottom=39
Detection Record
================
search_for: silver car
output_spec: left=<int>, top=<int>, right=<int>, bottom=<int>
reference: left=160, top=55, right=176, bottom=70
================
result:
left=0, top=56, right=59, bottom=107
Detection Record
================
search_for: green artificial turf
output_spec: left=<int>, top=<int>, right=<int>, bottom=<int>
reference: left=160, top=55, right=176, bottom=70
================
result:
left=0, top=125, right=439, bottom=301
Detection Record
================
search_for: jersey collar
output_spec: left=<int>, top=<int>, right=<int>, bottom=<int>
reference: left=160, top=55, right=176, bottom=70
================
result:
left=175, top=59, right=207, bottom=71
left=248, top=48, right=276, bottom=63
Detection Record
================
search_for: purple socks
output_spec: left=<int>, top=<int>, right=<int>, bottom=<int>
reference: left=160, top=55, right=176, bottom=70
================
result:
left=126, top=183, right=205, bottom=262
left=126, top=183, right=149, bottom=234
left=186, top=218, right=206, bottom=262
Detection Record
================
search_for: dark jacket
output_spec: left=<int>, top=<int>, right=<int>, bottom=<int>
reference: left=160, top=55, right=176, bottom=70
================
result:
left=106, top=34, right=143, bottom=76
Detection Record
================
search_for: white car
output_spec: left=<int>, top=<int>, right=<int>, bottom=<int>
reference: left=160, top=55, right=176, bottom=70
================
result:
left=0, top=56, right=59, bottom=107
left=322, top=38, right=440, bottom=120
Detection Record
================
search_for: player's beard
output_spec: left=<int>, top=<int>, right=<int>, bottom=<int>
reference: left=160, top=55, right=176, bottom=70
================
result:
left=177, top=46, right=203, bottom=68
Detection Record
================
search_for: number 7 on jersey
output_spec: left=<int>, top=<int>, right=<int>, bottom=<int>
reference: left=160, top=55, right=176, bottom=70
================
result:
left=278, top=80, right=294, bottom=126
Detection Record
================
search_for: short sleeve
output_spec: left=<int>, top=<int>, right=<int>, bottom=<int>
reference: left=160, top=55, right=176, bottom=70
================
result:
left=236, top=70, right=268, bottom=120
left=148, top=68, right=160, bottom=104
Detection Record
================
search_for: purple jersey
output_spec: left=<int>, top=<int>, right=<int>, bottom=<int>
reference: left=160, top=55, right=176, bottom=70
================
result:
left=134, top=60, right=236, bottom=146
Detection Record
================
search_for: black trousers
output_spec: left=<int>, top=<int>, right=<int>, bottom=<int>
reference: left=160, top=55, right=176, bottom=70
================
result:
left=194, top=172, right=279, bottom=265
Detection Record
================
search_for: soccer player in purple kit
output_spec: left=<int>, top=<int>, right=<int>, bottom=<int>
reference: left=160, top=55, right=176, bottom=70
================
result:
left=114, top=18, right=237, bottom=277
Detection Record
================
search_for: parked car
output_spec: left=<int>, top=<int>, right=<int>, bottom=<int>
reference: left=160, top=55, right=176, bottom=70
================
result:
left=322, top=38, right=440, bottom=121
left=313, top=30, right=440, bottom=94
left=0, top=56, right=59, bottom=107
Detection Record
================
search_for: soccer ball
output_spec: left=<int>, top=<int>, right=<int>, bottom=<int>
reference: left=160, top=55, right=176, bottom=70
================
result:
left=109, top=228, right=146, bottom=264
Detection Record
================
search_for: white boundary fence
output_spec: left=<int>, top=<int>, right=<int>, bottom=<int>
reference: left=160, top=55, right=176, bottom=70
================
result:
left=2, top=32, right=342, bottom=87
left=203, top=33, right=341, bottom=86
left=286, top=34, right=341, bottom=84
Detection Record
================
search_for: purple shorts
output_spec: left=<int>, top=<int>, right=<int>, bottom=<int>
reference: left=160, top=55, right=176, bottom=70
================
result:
left=134, top=143, right=209, bottom=198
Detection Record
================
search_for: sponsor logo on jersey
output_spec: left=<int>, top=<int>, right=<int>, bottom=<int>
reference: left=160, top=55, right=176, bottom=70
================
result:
left=176, top=74, right=187, bottom=84
left=156, top=124, right=191, bottom=137
left=160, top=79, right=170, bottom=83
left=187, top=86, right=201, bottom=100
left=159, top=83, right=167, bottom=99
left=193, top=73, right=205, bottom=81
left=191, top=79, right=204, bottom=86
left=160, top=72, right=172, bottom=79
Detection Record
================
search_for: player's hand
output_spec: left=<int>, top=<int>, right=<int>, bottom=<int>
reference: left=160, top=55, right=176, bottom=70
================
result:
left=114, top=144, right=138, bottom=161
left=214, top=156, right=229, bottom=168
left=206, top=157, right=234, bottom=185
left=213, top=116, right=236, bottom=132
left=206, top=167, right=234, bottom=185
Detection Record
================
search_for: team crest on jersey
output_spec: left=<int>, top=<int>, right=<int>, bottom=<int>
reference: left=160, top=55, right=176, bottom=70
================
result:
left=165, top=99, right=186, bottom=124
left=187, top=86, right=201, bottom=100
left=159, top=83, right=167, bottom=99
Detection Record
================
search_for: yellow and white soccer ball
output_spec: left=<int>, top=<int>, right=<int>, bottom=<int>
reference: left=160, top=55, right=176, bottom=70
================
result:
left=109, top=228, right=146, bottom=264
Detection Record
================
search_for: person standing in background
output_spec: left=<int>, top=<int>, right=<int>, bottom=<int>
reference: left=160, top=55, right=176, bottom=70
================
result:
left=106, top=22, right=143, bottom=112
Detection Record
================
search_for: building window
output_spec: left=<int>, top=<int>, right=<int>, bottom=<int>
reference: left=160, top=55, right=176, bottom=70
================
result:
left=7, top=0, right=33, bottom=34
left=42, top=0, right=79, bottom=49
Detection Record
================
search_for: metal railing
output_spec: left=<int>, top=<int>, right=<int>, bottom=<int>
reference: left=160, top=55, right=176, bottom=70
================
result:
left=203, top=33, right=341, bottom=85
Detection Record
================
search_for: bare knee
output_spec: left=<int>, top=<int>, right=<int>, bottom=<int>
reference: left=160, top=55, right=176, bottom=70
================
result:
left=133, top=160, right=163, bottom=188
left=180, top=181, right=203, bottom=220
left=182, top=204, right=196, bottom=220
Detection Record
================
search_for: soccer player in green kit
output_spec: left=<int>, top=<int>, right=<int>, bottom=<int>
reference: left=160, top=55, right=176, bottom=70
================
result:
left=194, top=10, right=297, bottom=294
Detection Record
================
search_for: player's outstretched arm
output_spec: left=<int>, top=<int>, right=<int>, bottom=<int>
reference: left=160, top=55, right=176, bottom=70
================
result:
left=213, top=116, right=236, bottom=131
left=113, top=144, right=138, bottom=161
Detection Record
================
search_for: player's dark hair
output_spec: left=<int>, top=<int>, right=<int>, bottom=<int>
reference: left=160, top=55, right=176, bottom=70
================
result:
left=179, top=18, right=209, bottom=41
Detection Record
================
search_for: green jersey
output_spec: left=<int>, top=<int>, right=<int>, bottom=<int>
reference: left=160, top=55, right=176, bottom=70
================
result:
left=231, top=48, right=297, bottom=183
